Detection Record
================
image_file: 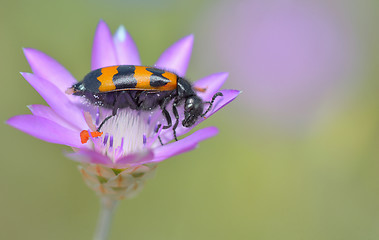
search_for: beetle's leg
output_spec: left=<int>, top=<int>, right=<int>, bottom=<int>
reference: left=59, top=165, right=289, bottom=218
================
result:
left=158, top=136, right=164, bottom=146
left=122, top=91, right=138, bottom=109
left=97, top=92, right=128, bottom=131
left=161, top=108, right=172, bottom=129
left=160, top=97, right=173, bottom=129
left=97, top=115, right=114, bottom=131
left=154, top=123, right=164, bottom=146
left=134, top=91, right=142, bottom=108
left=201, top=92, right=223, bottom=117
left=172, top=99, right=180, bottom=141
left=97, top=105, right=119, bottom=131
left=155, top=123, right=162, bottom=133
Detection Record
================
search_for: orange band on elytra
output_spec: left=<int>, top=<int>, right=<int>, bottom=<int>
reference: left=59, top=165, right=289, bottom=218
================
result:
left=97, top=66, right=118, bottom=92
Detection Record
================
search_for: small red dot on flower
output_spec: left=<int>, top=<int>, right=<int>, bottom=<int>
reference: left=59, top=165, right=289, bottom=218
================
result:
left=80, top=130, right=103, bottom=144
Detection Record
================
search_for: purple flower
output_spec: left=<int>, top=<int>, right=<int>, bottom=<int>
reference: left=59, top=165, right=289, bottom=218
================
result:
left=7, top=20, right=239, bottom=171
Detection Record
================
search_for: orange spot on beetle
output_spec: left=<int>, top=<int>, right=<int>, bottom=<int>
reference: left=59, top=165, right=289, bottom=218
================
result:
left=80, top=130, right=103, bottom=144
left=134, top=66, right=153, bottom=89
left=133, top=67, right=177, bottom=91
left=160, top=71, right=177, bottom=91
left=97, top=66, right=118, bottom=92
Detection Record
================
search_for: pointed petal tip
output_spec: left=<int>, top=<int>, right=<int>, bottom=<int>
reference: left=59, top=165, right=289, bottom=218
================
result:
left=178, top=34, right=194, bottom=48
left=113, top=25, right=141, bottom=65
left=202, top=71, right=229, bottom=78
left=207, top=126, right=219, bottom=136
left=5, top=116, right=15, bottom=126
left=96, top=19, right=110, bottom=31
left=5, top=114, right=25, bottom=127
left=92, top=19, right=118, bottom=70
left=6, top=115, right=84, bottom=148
left=117, top=24, right=126, bottom=30
left=20, top=72, right=36, bottom=83
left=20, top=72, right=30, bottom=77
left=223, top=89, right=241, bottom=101
left=97, top=19, right=106, bottom=25
left=22, top=47, right=34, bottom=55
left=23, top=48, right=35, bottom=62
left=94, top=20, right=108, bottom=35
left=6, top=115, right=27, bottom=127
left=6, top=115, right=29, bottom=129
left=184, top=34, right=194, bottom=41
left=155, top=34, right=195, bottom=76
left=115, top=25, right=127, bottom=42
left=22, top=48, right=45, bottom=60
left=220, top=72, right=229, bottom=78
left=225, top=89, right=242, bottom=95
left=210, top=72, right=229, bottom=81
left=216, top=71, right=229, bottom=76
left=22, top=48, right=77, bottom=90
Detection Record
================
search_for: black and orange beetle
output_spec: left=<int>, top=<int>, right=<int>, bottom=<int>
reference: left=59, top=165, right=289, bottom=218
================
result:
left=67, top=65, right=223, bottom=142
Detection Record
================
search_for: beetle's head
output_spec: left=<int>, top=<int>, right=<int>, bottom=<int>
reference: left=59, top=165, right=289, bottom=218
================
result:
left=66, top=82, right=85, bottom=95
left=182, top=95, right=204, bottom=128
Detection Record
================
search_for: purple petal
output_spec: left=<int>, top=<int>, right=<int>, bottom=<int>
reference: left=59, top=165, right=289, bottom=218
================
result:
left=66, top=149, right=113, bottom=166
left=21, top=72, right=87, bottom=129
left=113, top=25, right=141, bottom=65
left=154, top=35, right=194, bottom=77
left=194, top=72, right=229, bottom=101
left=91, top=20, right=118, bottom=70
left=202, top=89, right=241, bottom=118
left=149, top=126, right=219, bottom=163
left=6, top=115, right=82, bottom=148
left=23, top=48, right=77, bottom=93
left=115, top=150, right=154, bottom=167
left=28, top=104, right=78, bottom=131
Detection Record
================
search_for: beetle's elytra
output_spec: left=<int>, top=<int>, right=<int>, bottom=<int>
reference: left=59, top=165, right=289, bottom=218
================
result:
left=76, top=65, right=178, bottom=93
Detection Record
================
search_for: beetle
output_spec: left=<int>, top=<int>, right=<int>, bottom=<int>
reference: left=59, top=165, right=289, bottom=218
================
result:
left=66, top=65, right=223, bottom=143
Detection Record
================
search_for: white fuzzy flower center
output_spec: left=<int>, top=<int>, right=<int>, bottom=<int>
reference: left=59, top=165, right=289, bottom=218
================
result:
left=98, top=109, right=158, bottom=159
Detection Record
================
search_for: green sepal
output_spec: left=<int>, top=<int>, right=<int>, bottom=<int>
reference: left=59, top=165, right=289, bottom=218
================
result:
left=97, top=175, right=108, bottom=184
left=111, top=168, right=126, bottom=175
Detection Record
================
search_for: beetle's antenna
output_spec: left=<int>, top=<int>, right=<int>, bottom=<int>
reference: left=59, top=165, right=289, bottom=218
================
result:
left=201, top=92, right=223, bottom=117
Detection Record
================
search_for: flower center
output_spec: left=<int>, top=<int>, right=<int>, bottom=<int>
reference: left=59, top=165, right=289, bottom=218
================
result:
left=93, top=109, right=161, bottom=161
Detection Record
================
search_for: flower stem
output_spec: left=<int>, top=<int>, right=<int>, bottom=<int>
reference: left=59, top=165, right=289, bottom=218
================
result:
left=93, top=197, right=119, bottom=240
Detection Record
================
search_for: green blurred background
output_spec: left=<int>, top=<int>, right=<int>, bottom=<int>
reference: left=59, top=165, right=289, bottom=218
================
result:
left=1, top=0, right=379, bottom=239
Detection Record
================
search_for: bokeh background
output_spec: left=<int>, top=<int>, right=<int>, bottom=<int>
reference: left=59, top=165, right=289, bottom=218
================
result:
left=1, top=0, right=379, bottom=239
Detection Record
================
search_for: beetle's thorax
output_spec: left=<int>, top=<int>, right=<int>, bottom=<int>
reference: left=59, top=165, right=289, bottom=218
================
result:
left=177, top=77, right=195, bottom=98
